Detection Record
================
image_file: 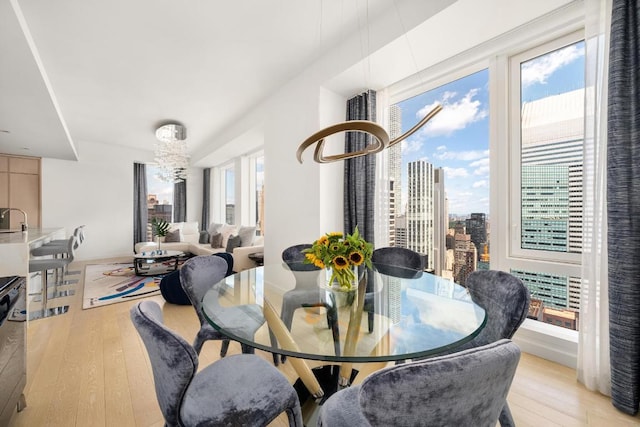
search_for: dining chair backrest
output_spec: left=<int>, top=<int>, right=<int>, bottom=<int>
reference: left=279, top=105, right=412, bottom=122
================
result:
left=464, top=270, right=531, bottom=347
left=318, top=339, right=520, bottom=427
left=130, top=300, right=198, bottom=426
left=180, top=255, right=229, bottom=325
left=282, top=244, right=320, bottom=271
left=371, top=247, right=424, bottom=278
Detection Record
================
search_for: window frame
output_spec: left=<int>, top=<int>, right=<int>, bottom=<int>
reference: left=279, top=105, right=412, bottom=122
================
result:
left=383, top=5, right=584, bottom=366
left=507, top=30, right=585, bottom=266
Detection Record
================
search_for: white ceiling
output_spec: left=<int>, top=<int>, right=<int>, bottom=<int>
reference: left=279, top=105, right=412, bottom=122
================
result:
left=0, top=0, right=450, bottom=163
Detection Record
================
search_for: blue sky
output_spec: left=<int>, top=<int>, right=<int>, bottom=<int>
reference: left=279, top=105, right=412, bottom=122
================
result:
left=395, top=40, right=584, bottom=216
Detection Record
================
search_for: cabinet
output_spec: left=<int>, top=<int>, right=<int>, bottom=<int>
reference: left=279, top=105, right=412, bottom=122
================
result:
left=0, top=155, right=41, bottom=229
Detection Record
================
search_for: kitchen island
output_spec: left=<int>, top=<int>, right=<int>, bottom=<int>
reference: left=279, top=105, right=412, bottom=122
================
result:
left=0, top=228, right=66, bottom=316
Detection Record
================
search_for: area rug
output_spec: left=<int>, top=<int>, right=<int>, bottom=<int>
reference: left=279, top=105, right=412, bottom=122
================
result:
left=82, top=263, right=163, bottom=309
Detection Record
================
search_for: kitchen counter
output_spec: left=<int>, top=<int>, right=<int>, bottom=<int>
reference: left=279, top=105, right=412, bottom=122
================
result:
left=0, top=228, right=65, bottom=245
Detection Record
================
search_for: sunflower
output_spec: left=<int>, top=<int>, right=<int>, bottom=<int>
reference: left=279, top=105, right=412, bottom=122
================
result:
left=348, top=251, right=364, bottom=266
left=302, top=226, right=373, bottom=290
left=332, top=255, right=349, bottom=270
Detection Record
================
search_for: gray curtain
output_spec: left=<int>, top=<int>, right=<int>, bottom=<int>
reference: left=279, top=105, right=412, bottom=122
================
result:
left=343, top=90, right=376, bottom=245
left=174, top=179, right=187, bottom=222
left=201, top=168, right=211, bottom=231
left=133, top=163, right=148, bottom=249
left=607, top=0, right=640, bottom=415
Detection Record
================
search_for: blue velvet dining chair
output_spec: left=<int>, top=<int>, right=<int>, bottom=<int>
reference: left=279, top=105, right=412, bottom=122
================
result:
left=366, top=247, right=425, bottom=332
left=180, top=255, right=263, bottom=357
left=130, top=300, right=303, bottom=427
left=452, top=269, right=530, bottom=427
left=271, top=244, right=340, bottom=364
left=318, top=339, right=520, bottom=427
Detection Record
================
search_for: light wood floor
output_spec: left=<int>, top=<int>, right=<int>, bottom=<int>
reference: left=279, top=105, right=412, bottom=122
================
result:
left=8, top=257, right=640, bottom=427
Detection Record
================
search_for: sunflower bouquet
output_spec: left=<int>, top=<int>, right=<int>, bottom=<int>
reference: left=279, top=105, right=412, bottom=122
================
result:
left=303, top=226, right=373, bottom=291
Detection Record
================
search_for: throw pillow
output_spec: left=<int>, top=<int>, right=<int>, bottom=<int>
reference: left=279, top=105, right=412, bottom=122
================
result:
left=207, top=222, right=224, bottom=236
left=164, top=229, right=182, bottom=242
left=198, top=231, right=210, bottom=244
left=237, top=226, right=256, bottom=247
left=226, top=234, right=242, bottom=252
left=219, top=224, right=237, bottom=249
left=210, top=232, right=223, bottom=248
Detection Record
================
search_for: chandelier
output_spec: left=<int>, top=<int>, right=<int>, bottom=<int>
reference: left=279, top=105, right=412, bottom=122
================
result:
left=154, top=123, right=189, bottom=182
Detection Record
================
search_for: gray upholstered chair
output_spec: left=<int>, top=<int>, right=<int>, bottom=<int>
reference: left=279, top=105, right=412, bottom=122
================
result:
left=179, top=255, right=264, bottom=356
left=453, top=269, right=530, bottom=427
left=130, top=300, right=303, bottom=427
left=318, top=339, right=520, bottom=427
left=273, top=244, right=340, bottom=363
left=366, top=247, right=425, bottom=332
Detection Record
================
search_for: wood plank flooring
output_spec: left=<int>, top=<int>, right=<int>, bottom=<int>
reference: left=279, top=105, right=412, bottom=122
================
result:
left=8, top=257, right=640, bottom=426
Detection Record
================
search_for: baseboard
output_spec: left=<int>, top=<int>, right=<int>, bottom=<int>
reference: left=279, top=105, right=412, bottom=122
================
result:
left=512, top=318, right=578, bottom=369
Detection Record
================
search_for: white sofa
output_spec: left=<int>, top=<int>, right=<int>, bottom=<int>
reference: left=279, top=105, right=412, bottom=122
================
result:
left=134, top=221, right=263, bottom=272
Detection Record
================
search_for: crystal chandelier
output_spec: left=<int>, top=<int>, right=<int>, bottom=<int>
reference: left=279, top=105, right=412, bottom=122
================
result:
left=154, top=123, right=189, bottom=182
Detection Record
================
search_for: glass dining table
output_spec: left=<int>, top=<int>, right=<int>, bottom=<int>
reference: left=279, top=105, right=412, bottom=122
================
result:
left=201, top=262, right=486, bottom=410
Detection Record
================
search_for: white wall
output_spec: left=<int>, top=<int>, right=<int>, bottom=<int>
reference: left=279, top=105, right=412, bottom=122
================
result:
left=42, top=140, right=203, bottom=261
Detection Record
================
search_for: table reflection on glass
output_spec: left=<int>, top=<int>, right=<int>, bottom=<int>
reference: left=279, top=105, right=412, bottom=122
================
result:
left=202, top=262, right=486, bottom=407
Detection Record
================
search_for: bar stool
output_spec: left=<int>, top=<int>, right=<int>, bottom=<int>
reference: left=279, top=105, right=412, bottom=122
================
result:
left=28, top=235, right=76, bottom=319
left=31, top=226, right=84, bottom=285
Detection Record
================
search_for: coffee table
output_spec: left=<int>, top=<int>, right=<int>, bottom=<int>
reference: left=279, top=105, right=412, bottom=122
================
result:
left=133, top=250, right=184, bottom=276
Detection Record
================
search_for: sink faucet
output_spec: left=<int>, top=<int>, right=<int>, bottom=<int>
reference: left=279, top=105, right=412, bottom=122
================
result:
left=0, top=208, right=28, bottom=231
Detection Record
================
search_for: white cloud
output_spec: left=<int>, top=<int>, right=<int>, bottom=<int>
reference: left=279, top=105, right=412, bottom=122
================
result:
left=433, top=149, right=488, bottom=162
left=472, top=180, right=488, bottom=188
left=436, top=145, right=447, bottom=151
left=470, top=157, right=489, bottom=175
left=521, top=44, right=584, bottom=88
left=417, top=88, right=487, bottom=137
left=402, top=138, right=423, bottom=154
left=443, top=166, right=469, bottom=178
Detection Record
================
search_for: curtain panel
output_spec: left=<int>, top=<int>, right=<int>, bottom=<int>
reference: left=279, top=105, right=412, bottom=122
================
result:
left=577, top=0, right=612, bottom=397
left=174, top=179, right=187, bottom=223
left=343, top=90, right=376, bottom=245
left=201, top=168, right=211, bottom=231
left=607, top=0, right=640, bottom=415
left=133, top=163, right=148, bottom=249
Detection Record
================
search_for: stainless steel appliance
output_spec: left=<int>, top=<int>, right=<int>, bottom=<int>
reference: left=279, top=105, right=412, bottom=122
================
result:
left=0, top=276, right=27, bottom=424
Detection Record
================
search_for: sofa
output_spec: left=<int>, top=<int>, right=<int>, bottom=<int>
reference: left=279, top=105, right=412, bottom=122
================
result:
left=134, top=221, right=263, bottom=272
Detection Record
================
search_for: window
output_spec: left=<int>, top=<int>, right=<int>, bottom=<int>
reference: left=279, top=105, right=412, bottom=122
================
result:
left=146, top=164, right=174, bottom=237
left=511, top=34, right=585, bottom=263
left=252, top=154, right=265, bottom=236
left=507, top=33, right=585, bottom=330
left=387, top=69, right=489, bottom=282
left=223, top=165, right=235, bottom=225
left=385, top=22, right=584, bottom=333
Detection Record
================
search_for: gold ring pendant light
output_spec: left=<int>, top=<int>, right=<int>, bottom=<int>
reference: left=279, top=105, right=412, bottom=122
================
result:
left=296, top=104, right=443, bottom=164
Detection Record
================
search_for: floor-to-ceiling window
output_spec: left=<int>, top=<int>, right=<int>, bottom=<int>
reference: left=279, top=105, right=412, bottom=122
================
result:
left=508, top=33, right=585, bottom=331
left=383, top=16, right=584, bottom=335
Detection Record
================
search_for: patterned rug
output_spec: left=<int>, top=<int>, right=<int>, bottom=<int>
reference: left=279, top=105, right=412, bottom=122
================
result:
left=82, top=263, right=163, bottom=309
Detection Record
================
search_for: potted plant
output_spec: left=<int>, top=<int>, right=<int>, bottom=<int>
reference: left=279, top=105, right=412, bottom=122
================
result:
left=151, top=217, right=170, bottom=250
left=303, top=226, right=373, bottom=291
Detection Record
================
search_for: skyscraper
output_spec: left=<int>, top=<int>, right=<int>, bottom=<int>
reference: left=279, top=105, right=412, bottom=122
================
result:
left=388, top=104, right=403, bottom=246
left=407, top=160, right=434, bottom=271
left=465, top=213, right=487, bottom=260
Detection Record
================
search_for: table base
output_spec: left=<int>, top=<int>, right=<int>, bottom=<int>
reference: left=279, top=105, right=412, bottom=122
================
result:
left=294, top=364, right=359, bottom=424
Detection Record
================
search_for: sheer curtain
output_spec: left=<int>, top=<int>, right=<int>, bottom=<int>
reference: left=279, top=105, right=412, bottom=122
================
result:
left=577, top=0, right=612, bottom=396
left=606, top=0, right=640, bottom=414
left=343, top=90, right=376, bottom=245
left=133, top=163, right=148, bottom=249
